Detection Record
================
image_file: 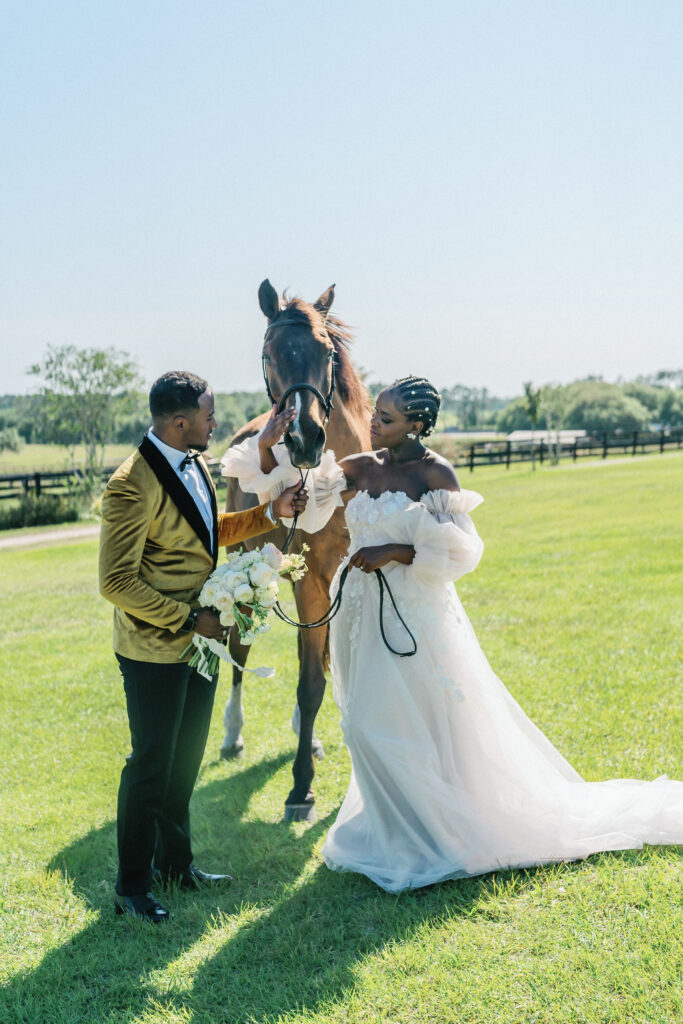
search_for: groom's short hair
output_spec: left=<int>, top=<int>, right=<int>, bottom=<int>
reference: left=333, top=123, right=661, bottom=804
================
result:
left=149, top=371, right=209, bottom=419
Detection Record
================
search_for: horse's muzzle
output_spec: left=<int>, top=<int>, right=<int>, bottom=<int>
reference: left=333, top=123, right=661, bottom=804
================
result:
left=284, top=428, right=325, bottom=469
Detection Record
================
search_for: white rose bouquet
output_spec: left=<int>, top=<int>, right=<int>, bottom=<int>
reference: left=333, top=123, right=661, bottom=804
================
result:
left=181, top=542, right=308, bottom=680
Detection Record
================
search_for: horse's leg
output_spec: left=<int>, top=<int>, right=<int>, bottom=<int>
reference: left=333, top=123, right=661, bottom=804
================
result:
left=284, top=574, right=330, bottom=822
left=219, top=627, right=252, bottom=760
left=290, top=703, right=325, bottom=761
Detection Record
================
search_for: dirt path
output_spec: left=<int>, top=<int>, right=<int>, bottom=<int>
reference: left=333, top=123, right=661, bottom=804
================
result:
left=0, top=523, right=100, bottom=551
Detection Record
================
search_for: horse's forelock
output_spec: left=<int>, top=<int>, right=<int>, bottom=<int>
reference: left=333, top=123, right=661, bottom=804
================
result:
left=273, top=296, right=369, bottom=415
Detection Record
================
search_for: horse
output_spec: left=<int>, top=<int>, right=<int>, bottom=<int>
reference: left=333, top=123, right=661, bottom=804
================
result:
left=220, top=279, right=370, bottom=821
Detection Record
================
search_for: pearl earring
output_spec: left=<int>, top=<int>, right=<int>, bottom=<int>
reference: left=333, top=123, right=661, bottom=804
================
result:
left=406, top=431, right=417, bottom=439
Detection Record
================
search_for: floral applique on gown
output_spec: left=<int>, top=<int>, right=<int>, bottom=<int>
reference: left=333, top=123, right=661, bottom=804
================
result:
left=221, top=435, right=683, bottom=893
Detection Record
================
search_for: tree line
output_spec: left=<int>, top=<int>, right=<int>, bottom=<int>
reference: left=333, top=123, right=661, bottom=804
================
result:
left=370, top=371, right=683, bottom=434
left=2, top=347, right=682, bottom=469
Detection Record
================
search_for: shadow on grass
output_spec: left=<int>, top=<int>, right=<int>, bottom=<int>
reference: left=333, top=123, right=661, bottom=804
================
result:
left=1, top=747, right=577, bottom=1024
left=2, top=754, right=318, bottom=1023
left=11, top=753, right=670, bottom=1024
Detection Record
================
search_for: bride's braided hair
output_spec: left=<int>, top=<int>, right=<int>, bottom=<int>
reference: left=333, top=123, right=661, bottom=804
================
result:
left=393, top=375, right=441, bottom=437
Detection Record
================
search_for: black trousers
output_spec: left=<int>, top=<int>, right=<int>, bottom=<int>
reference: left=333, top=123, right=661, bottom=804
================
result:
left=115, top=654, right=217, bottom=896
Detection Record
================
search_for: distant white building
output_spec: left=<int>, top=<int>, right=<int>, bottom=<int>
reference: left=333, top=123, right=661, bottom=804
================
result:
left=507, top=430, right=587, bottom=443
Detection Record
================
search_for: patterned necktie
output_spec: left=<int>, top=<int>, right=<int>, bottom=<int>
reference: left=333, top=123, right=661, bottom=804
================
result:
left=179, top=451, right=201, bottom=471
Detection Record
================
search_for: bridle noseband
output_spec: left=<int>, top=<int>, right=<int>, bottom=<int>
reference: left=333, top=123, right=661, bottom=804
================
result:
left=262, top=318, right=337, bottom=421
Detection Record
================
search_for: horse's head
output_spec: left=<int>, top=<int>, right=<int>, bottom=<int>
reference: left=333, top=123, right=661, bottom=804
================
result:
left=258, top=279, right=338, bottom=469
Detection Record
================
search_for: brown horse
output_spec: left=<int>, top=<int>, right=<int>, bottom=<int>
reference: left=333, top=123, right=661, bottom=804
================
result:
left=221, top=280, right=370, bottom=821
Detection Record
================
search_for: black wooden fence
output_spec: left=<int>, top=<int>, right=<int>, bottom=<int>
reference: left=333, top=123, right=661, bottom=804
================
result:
left=1, top=429, right=682, bottom=499
left=459, top=428, right=683, bottom=472
left=0, top=462, right=227, bottom=501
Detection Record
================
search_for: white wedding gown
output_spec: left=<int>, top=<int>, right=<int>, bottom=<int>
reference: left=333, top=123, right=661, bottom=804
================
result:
left=221, top=437, right=683, bottom=892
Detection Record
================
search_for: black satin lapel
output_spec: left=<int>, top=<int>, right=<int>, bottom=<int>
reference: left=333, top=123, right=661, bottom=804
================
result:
left=197, top=456, right=219, bottom=566
left=138, top=434, right=213, bottom=557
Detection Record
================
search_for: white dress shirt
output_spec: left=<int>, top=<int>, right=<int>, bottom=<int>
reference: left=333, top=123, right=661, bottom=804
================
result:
left=148, top=429, right=214, bottom=547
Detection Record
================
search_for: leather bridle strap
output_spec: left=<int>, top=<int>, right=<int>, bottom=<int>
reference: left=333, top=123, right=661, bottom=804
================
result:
left=262, top=319, right=337, bottom=420
left=277, top=381, right=334, bottom=419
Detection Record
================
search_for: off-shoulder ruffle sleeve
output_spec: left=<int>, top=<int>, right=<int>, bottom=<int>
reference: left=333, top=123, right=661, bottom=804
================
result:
left=411, top=488, right=484, bottom=586
left=220, top=432, right=346, bottom=533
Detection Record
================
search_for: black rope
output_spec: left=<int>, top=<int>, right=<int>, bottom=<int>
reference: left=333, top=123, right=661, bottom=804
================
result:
left=273, top=562, right=417, bottom=658
left=273, top=564, right=348, bottom=630
left=275, top=476, right=417, bottom=657
left=279, top=465, right=308, bottom=556
left=374, top=567, right=418, bottom=657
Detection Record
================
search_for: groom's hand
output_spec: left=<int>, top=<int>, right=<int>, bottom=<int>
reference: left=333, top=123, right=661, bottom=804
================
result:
left=194, top=608, right=225, bottom=640
left=272, top=484, right=309, bottom=520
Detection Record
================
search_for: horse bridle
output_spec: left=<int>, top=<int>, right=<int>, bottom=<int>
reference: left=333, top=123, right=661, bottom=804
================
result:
left=259, top=317, right=417, bottom=658
left=262, top=318, right=337, bottom=420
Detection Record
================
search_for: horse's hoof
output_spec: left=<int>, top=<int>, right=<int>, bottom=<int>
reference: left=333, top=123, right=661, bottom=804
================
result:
left=220, top=739, right=244, bottom=760
left=312, top=739, right=326, bottom=761
left=283, top=802, right=317, bottom=823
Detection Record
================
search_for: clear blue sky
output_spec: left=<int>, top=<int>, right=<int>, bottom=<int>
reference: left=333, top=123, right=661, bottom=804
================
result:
left=2, top=1, right=682, bottom=397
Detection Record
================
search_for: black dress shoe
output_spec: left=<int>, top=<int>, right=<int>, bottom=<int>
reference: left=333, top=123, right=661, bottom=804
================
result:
left=155, top=864, right=234, bottom=890
left=115, top=892, right=169, bottom=923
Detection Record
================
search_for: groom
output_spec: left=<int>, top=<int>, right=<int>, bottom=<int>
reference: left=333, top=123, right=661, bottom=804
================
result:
left=99, top=370, right=307, bottom=922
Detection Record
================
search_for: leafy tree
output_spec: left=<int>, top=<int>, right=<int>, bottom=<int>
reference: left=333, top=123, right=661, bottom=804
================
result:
left=497, top=397, right=546, bottom=433
left=636, top=369, right=683, bottom=390
left=562, top=381, right=649, bottom=434
left=0, top=427, right=22, bottom=453
left=521, top=383, right=544, bottom=468
left=659, top=388, right=683, bottom=427
left=440, top=385, right=500, bottom=429
left=29, top=345, right=142, bottom=472
left=622, top=382, right=661, bottom=416
left=522, top=382, right=542, bottom=430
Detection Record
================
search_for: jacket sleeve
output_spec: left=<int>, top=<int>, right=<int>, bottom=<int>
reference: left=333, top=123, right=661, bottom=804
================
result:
left=217, top=503, right=276, bottom=547
left=99, top=472, right=191, bottom=631
left=411, top=489, right=485, bottom=586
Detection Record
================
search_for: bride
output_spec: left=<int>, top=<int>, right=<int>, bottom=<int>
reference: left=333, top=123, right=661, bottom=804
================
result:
left=221, top=375, right=683, bottom=892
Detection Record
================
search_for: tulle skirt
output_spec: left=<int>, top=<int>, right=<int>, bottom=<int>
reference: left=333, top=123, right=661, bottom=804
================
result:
left=322, top=566, right=683, bottom=892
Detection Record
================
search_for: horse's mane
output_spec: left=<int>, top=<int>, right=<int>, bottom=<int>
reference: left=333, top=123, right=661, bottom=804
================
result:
left=277, top=296, right=370, bottom=416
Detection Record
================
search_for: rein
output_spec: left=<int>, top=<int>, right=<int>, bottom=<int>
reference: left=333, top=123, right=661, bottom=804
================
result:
left=274, top=468, right=417, bottom=659
left=272, top=562, right=417, bottom=658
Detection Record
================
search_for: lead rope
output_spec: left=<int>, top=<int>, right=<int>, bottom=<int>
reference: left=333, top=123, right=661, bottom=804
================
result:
left=274, top=469, right=417, bottom=658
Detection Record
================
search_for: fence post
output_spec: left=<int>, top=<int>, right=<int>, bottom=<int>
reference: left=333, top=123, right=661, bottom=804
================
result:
left=632, top=431, right=638, bottom=456
left=572, top=439, right=577, bottom=462
left=602, top=433, right=608, bottom=459
left=539, top=440, right=545, bottom=464
left=506, top=440, right=511, bottom=469
left=660, top=430, right=665, bottom=453
left=34, top=472, right=41, bottom=497
left=469, top=444, right=475, bottom=472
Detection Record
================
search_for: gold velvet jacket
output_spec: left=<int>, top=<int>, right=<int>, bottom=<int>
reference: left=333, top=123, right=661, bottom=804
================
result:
left=99, top=436, right=273, bottom=663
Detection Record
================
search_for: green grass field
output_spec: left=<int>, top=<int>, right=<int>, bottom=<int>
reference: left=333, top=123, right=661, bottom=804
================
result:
left=1, top=454, right=681, bottom=1024
left=0, top=443, right=136, bottom=475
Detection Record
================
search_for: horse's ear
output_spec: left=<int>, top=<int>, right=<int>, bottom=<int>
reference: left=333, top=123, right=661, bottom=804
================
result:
left=258, top=279, right=280, bottom=321
left=314, top=284, right=336, bottom=319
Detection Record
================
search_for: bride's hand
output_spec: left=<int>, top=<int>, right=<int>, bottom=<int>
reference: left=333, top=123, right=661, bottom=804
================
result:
left=349, top=544, right=416, bottom=573
left=258, top=405, right=298, bottom=473
left=348, top=545, right=394, bottom=573
left=259, top=404, right=298, bottom=451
